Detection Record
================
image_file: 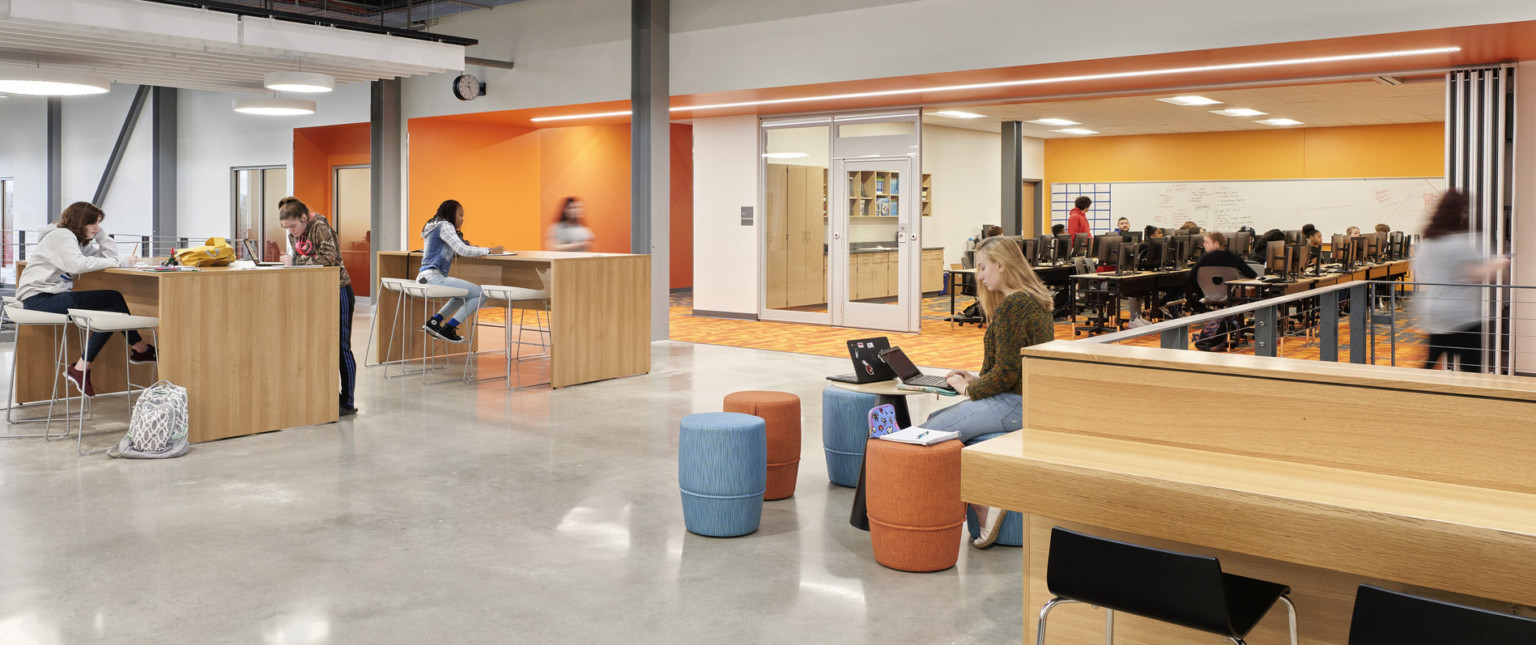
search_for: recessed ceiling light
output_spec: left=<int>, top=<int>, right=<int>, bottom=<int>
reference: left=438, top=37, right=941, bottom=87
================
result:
left=1028, top=118, right=1081, bottom=126
left=1211, top=108, right=1267, bottom=117
left=932, top=110, right=985, bottom=119
left=233, top=97, right=317, bottom=116
left=1256, top=118, right=1304, bottom=126
left=264, top=71, right=335, bottom=94
left=762, top=152, right=809, bottom=159
left=1158, top=96, right=1223, bottom=106
left=532, top=46, right=1461, bottom=122
left=1053, top=128, right=1099, bottom=135
left=0, top=68, right=111, bottom=96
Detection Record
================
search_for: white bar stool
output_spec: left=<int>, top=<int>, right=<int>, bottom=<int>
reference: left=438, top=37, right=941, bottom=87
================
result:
left=3, top=304, right=82, bottom=439
left=476, top=269, right=551, bottom=390
left=66, top=308, right=159, bottom=456
left=369, top=277, right=438, bottom=379
left=398, top=281, right=471, bottom=386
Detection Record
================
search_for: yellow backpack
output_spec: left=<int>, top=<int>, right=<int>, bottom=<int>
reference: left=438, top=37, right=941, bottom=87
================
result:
left=174, top=237, right=236, bottom=267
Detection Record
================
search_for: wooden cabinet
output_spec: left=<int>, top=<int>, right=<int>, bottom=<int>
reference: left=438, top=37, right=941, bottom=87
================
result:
left=846, top=248, right=944, bottom=300
left=764, top=163, right=828, bottom=309
left=921, top=248, right=943, bottom=294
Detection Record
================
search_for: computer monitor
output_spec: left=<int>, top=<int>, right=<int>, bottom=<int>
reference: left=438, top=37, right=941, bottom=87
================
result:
left=1364, top=233, right=1381, bottom=262
left=1283, top=230, right=1303, bottom=245
left=1095, top=235, right=1122, bottom=268
left=1072, top=233, right=1090, bottom=257
left=1287, top=244, right=1313, bottom=277
left=1187, top=235, right=1205, bottom=263
left=1265, top=240, right=1287, bottom=276
left=1169, top=235, right=1191, bottom=266
left=1143, top=237, right=1169, bottom=271
left=1021, top=238, right=1039, bottom=264
left=1329, top=234, right=1349, bottom=263
left=1116, top=242, right=1140, bottom=276
left=1401, top=235, right=1414, bottom=259
left=1054, top=234, right=1072, bottom=261
left=1388, top=231, right=1406, bottom=260
left=1122, top=231, right=1144, bottom=244
left=1231, top=231, right=1252, bottom=256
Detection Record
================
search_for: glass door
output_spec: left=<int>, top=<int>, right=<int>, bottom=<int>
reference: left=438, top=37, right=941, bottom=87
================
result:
left=834, top=157, right=917, bottom=332
left=333, top=165, right=372, bottom=297
left=759, top=118, right=832, bottom=325
left=232, top=166, right=288, bottom=262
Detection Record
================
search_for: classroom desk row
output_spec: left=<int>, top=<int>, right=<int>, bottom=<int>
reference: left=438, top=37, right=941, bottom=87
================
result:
left=963, top=340, right=1536, bottom=644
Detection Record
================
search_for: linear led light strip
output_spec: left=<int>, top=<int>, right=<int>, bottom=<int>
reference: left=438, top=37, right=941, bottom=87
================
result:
left=531, top=46, right=1460, bottom=122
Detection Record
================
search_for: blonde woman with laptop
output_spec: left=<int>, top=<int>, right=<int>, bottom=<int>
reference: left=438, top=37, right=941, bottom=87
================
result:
left=921, top=235, right=1055, bottom=547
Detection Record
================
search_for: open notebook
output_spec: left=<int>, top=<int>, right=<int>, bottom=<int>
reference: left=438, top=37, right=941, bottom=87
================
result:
left=875, top=426, right=959, bottom=446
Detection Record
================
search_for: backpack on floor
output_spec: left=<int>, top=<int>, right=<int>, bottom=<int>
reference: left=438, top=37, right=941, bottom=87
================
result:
left=1193, top=316, right=1239, bottom=353
left=110, top=380, right=190, bottom=459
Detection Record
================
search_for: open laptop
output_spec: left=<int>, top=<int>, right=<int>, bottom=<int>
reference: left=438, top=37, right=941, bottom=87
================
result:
left=242, top=239, right=283, bottom=266
left=877, top=346, right=957, bottom=394
left=826, top=337, right=897, bottom=384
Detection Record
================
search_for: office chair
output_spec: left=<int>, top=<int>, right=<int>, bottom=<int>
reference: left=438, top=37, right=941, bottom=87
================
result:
left=1038, top=527, right=1298, bottom=645
left=1348, top=585, right=1536, bottom=644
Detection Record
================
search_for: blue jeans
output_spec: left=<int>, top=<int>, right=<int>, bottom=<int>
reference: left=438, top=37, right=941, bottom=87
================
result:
left=921, top=393, right=1024, bottom=443
left=23, top=290, right=143, bottom=363
left=421, top=274, right=483, bottom=325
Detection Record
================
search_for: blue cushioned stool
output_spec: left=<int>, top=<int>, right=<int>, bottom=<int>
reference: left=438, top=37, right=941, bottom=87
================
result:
left=822, top=386, right=899, bottom=488
left=964, top=431, right=1025, bottom=547
left=679, top=412, right=767, bottom=537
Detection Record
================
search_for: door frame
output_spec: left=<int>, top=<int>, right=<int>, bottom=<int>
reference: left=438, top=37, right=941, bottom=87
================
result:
left=832, top=156, right=920, bottom=333
left=229, top=165, right=286, bottom=261
left=757, top=115, right=834, bottom=326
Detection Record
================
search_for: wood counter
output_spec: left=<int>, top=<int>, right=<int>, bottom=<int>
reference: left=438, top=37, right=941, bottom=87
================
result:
left=14, top=264, right=340, bottom=442
left=962, top=341, right=1536, bottom=644
left=375, top=251, right=650, bottom=389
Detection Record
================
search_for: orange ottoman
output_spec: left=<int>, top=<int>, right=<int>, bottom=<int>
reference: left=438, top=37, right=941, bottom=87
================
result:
left=865, top=439, right=964, bottom=572
left=723, top=391, right=801, bottom=501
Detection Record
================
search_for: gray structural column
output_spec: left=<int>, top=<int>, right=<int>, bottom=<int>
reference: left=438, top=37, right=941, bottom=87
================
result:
left=151, top=87, right=177, bottom=255
left=46, top=98, right=61, bottom=221
left=632, top=0, right=670, bottom=341
left=1001, top=121, right=1024, bottom=236
left=371, top=78, right=404, bottom=294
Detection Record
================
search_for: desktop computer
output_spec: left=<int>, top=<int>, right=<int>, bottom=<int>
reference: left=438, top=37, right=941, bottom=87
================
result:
left=1095, top=235, right=1122, bottom=270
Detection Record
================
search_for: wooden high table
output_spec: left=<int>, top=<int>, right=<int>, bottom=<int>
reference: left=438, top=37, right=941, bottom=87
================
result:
left=14, top=264, right=340, bottom=443
left=374, top=251, right=650, bottom=389
left=963, top=340, right=1536, bottom=644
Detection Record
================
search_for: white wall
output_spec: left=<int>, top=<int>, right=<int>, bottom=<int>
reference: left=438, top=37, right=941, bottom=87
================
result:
left=1513, top=60, right=1536, bottom=373
left=920, top=125, right=999, bottom=266
left=692, top=115, right=760, bottom=315
left=0, top=97, right=50, bottom=233
left=177, top=83, right=371, bottom=239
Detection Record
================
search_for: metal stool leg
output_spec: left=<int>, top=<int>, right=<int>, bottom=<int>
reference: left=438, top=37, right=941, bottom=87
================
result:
left=1036, top=597, right=1083, bottom=645
left=463, top=303, right=510, bottom=385
left=512, top=301, right=552, bottom=391
left=4, top=324, right=76, bottom=438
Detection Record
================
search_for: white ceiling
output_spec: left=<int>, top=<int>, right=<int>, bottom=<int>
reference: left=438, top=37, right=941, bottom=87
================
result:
left=0, top=0, right=466, bottom=95
left=923, top=79, right=1445, bottom=138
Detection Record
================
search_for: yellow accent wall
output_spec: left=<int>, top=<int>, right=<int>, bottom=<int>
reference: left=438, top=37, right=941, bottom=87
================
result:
left=1044, top=122, right=1444, bottom=224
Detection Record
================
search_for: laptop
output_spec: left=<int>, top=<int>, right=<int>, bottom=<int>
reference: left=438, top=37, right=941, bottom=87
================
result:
left=877, top=346, right=957, bottom=394
left=826, top=337, right=897, bottom=384
left=242, top=239, right=283, bottom=266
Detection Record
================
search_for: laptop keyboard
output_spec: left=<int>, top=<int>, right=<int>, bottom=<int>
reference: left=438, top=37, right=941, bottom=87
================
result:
left=907, top=374, right=950, bottom=388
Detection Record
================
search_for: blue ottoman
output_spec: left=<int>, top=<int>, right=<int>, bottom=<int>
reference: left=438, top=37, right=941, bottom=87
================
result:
left=821, top=387, right=892, bottom=488
left=964, top=431, right=1025, bottom=547
left=679, top=412, right=767, bottom=537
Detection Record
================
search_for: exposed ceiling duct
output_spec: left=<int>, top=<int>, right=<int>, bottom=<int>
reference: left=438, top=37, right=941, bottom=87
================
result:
left=157, top=0, right=529, bottom=32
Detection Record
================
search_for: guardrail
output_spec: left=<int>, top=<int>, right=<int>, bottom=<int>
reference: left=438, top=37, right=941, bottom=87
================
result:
left=1080, top=279, right=1536, bottom=376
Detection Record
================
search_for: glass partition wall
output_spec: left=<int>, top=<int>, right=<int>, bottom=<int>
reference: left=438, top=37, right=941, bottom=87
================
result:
left=759, top=112, right=922, bottom=332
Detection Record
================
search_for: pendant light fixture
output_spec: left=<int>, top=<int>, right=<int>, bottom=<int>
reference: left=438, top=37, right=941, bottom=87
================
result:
left=233, top=97, right=317, bottom=116
left=264, top=71, right=335, bottom=94
left=0, top=68, right=111, bottom=96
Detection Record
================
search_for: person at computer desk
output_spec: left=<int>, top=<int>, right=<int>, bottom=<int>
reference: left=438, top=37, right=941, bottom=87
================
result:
left=1302, top=224, right=1322, bottom=248
left=1186, top=231, right=1257, bottom=312
left=1249, top=229, right=1285, bottom=265
left=1050, top=223, right=1066, bottom=236
left=1414, top=190, right=1507, bottom=373
left=922, top=236, right=1054, bottom=548
left=1346, top=226, right=1361, bottom=237
left=1116, top=217, right=1131, bottom=233
left=1143, top=225, right=1164, bottom=240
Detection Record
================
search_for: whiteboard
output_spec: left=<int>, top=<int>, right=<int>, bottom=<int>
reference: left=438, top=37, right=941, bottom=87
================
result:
left=1109, top=177, right=1446, bottom=235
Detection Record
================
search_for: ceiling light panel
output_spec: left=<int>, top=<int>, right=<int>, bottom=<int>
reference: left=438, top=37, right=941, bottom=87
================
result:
left=1158, top=96, right=1222, bottom=106
left=1256, top=118, right=1304, bottom=126
left=233, top=97, right=316, bottom=116
left=1053, top=128, right=1099, bottom=135
left=264, top=71, right=335, bottom=93
left=1028, top=118, right=1081, bottom=126
left=1211, top=108, right=1267, bottom=117
left=932, top=110, right=985, bottom=119
left=0, top=67, right=111, bottom=96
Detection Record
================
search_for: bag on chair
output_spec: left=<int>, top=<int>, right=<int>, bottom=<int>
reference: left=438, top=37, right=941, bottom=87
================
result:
left=173, top=237, right=236, bottom=267
left=110, top=380, right=190, bottom=459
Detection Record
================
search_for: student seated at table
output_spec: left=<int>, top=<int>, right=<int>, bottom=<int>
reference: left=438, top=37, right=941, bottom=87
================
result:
left=1187, top=231, right=1257, bottom=312
left=418, top=199, right=504, bottom=344
left=1050, top=223, right=1065, bottom=236
left=922, top=236, right=1054, bottom=548
left=17, top=202, right=152, bottom=396
left=1375, top=223, right=1391, bottom=234
left=1248, top=228, right=1285, bottom=265
left=1143, top=225, right=1164, bottom=240
left=1302, top=223, right=1322, bottom=248
left=1346, top=226, right=1361, bottom=237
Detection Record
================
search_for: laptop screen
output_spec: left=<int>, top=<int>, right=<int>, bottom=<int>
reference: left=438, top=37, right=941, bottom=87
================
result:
left=880, top=348, right=922, bottom=380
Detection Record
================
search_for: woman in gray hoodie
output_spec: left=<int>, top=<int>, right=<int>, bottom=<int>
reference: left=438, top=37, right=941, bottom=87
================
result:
left=18, top=202, right=154, bottom=397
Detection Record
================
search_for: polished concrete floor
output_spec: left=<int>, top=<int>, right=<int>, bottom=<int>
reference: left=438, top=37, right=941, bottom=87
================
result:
left=0, top=315, right=1023, bottom=644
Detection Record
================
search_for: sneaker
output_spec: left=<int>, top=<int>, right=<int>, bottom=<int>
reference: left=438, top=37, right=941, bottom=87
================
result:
left=64, top=365, right=95, bottom=397
left=339, top=405, right=358, bottom=418
left=423, top=318, right=450, bottom=342
left=129, top=345, right=157, bottom=365
left=1125, top=317, right=1150, bottom=329
left=438, top=325, right=466, bottom=344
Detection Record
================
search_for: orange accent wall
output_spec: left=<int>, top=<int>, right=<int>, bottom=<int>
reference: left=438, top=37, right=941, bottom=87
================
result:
left=1044, top=122, right=1444, bottom=224
left=406, top=119, right=695, bottom=289
left=293, top=122, right=371, bottom=295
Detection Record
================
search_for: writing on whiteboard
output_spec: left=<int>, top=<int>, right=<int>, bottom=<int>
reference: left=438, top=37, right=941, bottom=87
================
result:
left=1109, top=177, right=1445, bottom=235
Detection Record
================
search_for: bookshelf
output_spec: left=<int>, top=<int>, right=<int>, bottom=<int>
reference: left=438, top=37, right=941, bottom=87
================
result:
left=846, top=170, right=911, bottom=218
left=921, top=173, right=932, bottom=216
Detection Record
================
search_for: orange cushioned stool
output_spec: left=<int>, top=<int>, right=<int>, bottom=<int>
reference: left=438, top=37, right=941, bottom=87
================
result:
left=723, top=391, right=801, bottom=501
left=865, top=438, right=963, bottom=572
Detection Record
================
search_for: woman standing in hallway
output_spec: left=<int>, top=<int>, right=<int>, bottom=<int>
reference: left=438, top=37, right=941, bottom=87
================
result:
left=418, top=199, right=503, bottom=344
left=18, top=202, right=153, bottom=396
left=1414, top=190, right=1507, bottom=373
left=546, top=197, right=596, bottom=252
left=921, top=235, right=1054, bottom=548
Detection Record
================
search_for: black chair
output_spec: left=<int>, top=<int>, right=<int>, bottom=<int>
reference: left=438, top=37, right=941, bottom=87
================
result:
left=1348, top=585, right=1536, bottom=644
left=1037, top=527, right=1297, bottom=645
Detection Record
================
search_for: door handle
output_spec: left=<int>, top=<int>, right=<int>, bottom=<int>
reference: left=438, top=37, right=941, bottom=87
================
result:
left=833, top=232, right=842, bottom=240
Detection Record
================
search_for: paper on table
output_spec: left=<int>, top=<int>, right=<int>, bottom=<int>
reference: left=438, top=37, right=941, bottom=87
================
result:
left=875, top=426, right=959, bottom=446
